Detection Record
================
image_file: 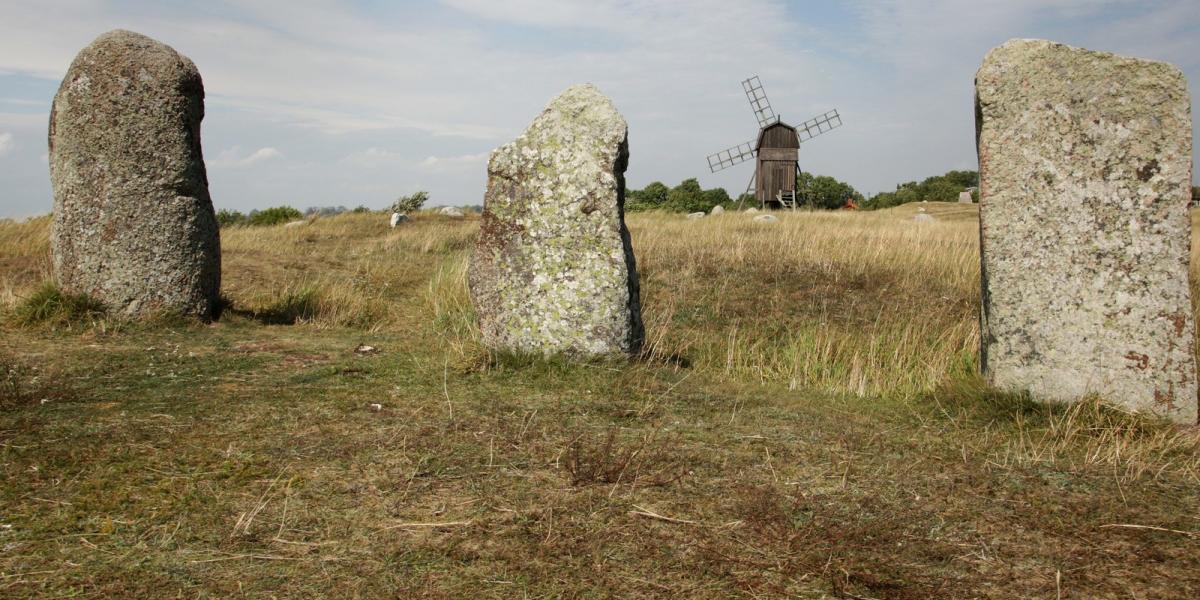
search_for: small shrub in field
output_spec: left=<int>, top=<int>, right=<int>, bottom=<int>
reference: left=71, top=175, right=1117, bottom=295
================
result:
left=216, top=209, right=247, bottom=227
left=247, top=206, right=303, bottom=226
left=564, top=428, right=687, bottom=488
left=391, top=191, right=429, bottom=214
left=12, top=284, right=105, bottom=327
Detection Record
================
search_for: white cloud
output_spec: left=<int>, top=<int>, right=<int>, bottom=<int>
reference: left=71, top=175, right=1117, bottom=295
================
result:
left=0, top=132, right=13, bottom=156
left=209, top=146, right=282, bottom=168
left=418, top=151, right=489, bottom=170
left=339, top=147, right=407, bottom=168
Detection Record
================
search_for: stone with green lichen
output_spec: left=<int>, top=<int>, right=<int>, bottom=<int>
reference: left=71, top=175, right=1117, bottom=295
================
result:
left=468, top=84, right=643, bottom=357
left=976, top=39, right=1196, bottom=424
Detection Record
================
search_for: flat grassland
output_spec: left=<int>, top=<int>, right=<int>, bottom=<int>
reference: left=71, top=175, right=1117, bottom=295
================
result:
left=1, top=204, right=1198, bottom=598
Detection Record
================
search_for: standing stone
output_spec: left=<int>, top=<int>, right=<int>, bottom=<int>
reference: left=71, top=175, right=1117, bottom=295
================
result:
left=49, top=30, right=220, bottom=319
left=469, top=84, right=643, bottom=356
left=958, top=191, right=973, bottom=204
left=976, top=39, right=1196, bottom=423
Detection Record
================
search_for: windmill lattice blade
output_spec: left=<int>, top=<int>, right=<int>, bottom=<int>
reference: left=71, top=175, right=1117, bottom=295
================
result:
left=706, top=140, right=757, bottom=173
left=742, top=76, right=779, bottom=129
left=796, top=109, right=843, bottom=143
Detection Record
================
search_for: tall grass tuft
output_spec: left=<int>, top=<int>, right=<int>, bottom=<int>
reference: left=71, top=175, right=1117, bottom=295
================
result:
left=423, top=255, right=486, bottom=367
left=11, top=283, right=106, bottom=328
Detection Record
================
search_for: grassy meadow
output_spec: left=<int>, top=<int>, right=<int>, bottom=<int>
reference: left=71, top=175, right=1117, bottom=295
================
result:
left=1, top=203, right=1198, bottom=598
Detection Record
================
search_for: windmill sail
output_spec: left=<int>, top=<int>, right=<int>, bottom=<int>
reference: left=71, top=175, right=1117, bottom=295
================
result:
left=706, top=140, right=757, bottom=173
left=742, top=76, right=779, bottom=128
left=796, top=109, right=842, bottom=143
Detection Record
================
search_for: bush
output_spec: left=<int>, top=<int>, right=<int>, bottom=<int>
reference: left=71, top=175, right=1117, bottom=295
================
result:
left=247, top=206, right=303, bottom=226
left=391, top=191, right=429, bottom=214
left=216, top=209, right=247, bottom=227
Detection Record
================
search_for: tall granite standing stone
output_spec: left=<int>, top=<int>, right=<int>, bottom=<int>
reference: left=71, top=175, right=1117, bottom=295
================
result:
left=49, top=30, right=220, bottom=319
left=468, top=84, right=643, bottom=356
left=976, top=39, right=1196, bottom=423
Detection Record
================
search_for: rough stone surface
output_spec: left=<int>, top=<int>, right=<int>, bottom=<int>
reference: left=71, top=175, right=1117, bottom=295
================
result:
left=468, top=84, right=643, bottom=356
left=976, top=39, right=1196, bottom=423
left=753, top=214, right=778, bottom=223
left=49, top=30, right=219, bottom=319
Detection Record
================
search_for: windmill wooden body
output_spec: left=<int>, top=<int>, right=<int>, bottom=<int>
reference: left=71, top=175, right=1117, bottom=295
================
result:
left=707, top=76, right=842, bottom=209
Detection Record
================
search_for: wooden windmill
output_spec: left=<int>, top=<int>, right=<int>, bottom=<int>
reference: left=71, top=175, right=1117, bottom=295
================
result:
left=706, top=76, right=842, bottom=209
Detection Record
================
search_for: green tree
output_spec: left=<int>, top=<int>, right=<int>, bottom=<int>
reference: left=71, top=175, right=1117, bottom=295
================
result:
left=626, top=181, right=669, bottom=211
left=807, top=175, right=861, bottom=209
left=666, top=178, right=706, bottom=212
left=215, top=209, right=246, bottom=227
left=701, top=187, right=731, bottom=210
left=391, top=191, right=429, bottom=213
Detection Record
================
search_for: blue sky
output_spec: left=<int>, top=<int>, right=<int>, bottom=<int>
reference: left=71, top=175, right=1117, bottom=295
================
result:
left=1, top=0, right=1197, bottom=218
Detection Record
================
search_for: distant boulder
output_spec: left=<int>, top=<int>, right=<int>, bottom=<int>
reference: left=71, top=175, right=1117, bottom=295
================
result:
left=686, top=212, right=705, bottom=220
left=439, top=206, right=465, bottom=218
left=710, top=205, right=725, bottom=215
left=753, top=214, right=778, bottom=223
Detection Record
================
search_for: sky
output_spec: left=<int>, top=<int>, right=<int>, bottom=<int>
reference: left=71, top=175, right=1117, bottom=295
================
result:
left=0, top=0, right=1198, bottom=218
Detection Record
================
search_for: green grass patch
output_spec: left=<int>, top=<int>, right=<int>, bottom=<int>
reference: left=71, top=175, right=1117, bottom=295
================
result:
left=10, top=283, right=106, bottom=327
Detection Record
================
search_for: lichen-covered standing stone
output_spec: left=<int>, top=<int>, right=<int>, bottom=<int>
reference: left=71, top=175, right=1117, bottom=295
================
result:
left=976, top=39, right=1196, bottom=423
left=469, top=84, right=643, bottom=356
left=49, top=30, right=220, bottom=319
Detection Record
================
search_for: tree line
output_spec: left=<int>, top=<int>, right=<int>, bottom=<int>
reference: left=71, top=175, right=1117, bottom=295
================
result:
left=862, top=170, right=978, bottom=209
left=627, top=172, right=865, bottom=213
left=215, top=171, right=1184, bottom=227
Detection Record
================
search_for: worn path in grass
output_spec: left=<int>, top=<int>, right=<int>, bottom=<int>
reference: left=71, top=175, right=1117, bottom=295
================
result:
left=2, top=207, right=1199, bottom=597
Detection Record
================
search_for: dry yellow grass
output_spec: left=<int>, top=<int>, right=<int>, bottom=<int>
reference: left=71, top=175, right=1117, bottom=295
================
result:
left=3, top=203, right=1199, bottom=597
left=3, top=203, right=1196, bottom=399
